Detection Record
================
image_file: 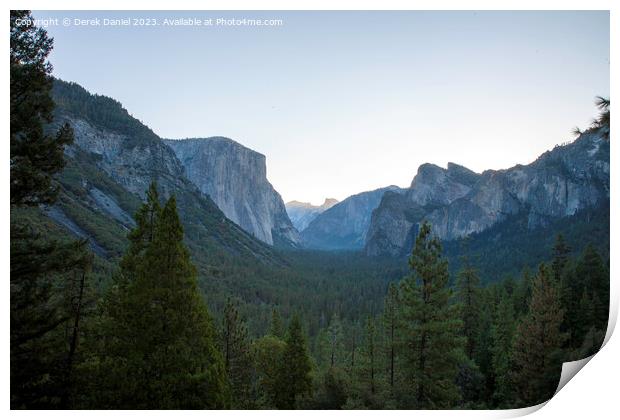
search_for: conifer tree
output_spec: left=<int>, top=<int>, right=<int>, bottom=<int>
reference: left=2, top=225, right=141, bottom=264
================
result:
left=93, top=191, right=229, bottom=409
left=399, top=221, right=464, bottom=409
left=269, top=307, right=284, bottom=338
left=252, top=335, right=286, bottom=408
left=10, top=10, right=73, bottom=206
left=220, top=298, right=253, bottom=408
left=512, top=264, right=566, bottom=406
left=357, top=317, right=378, bottom=399
left=576, top=245, right=609, bottom=333
left=119, top=182, right=161, bottom=277
left=10, top=11, right=92, bottom=407
left=456, top=259, right=481, bottom=361
left=382, top=283, right=399, bottom=393
left=276, top=314, right=313, bottom=409
left=551, top=234, right=571, bottom=284
left=326, top=313, right=346, bottom=369
left=491, top=290, right=516, bottom=407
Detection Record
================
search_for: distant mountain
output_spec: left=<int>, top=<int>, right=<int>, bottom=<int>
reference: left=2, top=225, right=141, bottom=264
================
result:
left=164, top=138, right=299, bottom=247
left=365, top=130, right=610, bottom=256
left=286, top=198, right=339, bottom=231
left=48, top=79, right=281, bottom=265
left=300, top=186, right=403, bottom=250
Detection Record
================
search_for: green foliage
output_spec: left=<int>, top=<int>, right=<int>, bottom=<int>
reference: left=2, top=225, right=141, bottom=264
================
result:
left=276, top=314, right=313, bottom=409
left=252, top=335, right=286, bottom=408
left=84, top=187, right=230, bottom=408
left=381, top=283, right=400, bottom=396
left=269, top=308, right=284, bottom=338
left=10, top=215, right=93, bottom=408
left=512, top=264, right=566, bottom=406
left=10, top=12, right=95, bottom=408
left=490, top=290, right=516, bottom=407
left=350, top=317, right=381, bottom=408
left=10, top=11, right=73, bottom=206
left=456, top=260, right=481, bottom=361
left=399, top=221, right=464, bottom=409
left=220, top=298, right=254, bottom=408
left=52, top=78, right=160, bottom=148
left=443, top=203, right=609, bottom=284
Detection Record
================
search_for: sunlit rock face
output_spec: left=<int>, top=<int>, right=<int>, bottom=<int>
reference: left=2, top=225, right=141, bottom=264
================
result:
left=164, top=137, right=299, bottom=247
left=286, top=198, right=339, bottom=232
left=365, top=130, right=610, bottom=256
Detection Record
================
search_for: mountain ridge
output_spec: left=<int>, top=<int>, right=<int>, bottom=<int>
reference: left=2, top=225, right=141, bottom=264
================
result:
left=365, top=129, right=609, bottom=256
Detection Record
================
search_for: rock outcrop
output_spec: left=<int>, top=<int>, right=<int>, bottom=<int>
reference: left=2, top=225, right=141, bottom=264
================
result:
left=286, top=198, right=339, bottom=231
left=49, top=79, right=282, bottom=263
left=164, top=138, right=299, bottom=247
left=365, top=130, right=610, bottom=256
left=300, top=186, right=403, bottom=250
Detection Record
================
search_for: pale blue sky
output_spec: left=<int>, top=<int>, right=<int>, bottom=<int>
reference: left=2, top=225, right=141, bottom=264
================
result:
left=34, top=11, right=609, bottom=204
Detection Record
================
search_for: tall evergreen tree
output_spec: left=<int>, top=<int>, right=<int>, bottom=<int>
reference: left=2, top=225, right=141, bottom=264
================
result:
left=326, top=313, right=346, bottom=369
left=220, top=298, right=254, bottom=408
left=10, top=230, right=92, bottom=408
left=551, top=234, right=571, bottom=285
left=10, top=10, right=73, bottom=206
left=276, top=314, right=313, bottom=409
left=357, top=317, right=378, bottom=400
left=456, top=259, right=481, bottom=361
left=512, top=264, right=566, bottom=406
left=252, top=335, right=286, bottom=408
left=491, top=290, right=516, bottom=407
left=576, top=245, right=609, bottom=334
left=91, top=191, right=229, bottom=409
left=269, top=307, right=284, bottom=338
left=399, top=221, right=464, bottom=409
left=382, top=283, right=399, bottom=394
left=10, top=11, right=92, bottom=408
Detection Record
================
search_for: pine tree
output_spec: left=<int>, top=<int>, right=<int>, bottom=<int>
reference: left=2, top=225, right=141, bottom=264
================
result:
left=10, top=11, right=93, bottom=408
left=576, top=245, right=609, bottom=333
left=10, top=229, right=92, bottom=408
left=119, top=182, right=161, bottom=277
left=269, top=307, right=284, bottom=338
left=399, top=221, right=464, bottom=409
left=10, top=10, right=73, bottom=206
left=276, top=314, right=313, bottom=409
left=551, top=234, right=571, bottom=284
left=252, top=335, right=286, bottom=408
left=512, top=264, right=566, bottom=406
left=326, top=313, right=346, bottom=369
left=382, top=283, right=399, bottom=394
left=220, top=298, right=254, bottom=408
left=512, top=267, right=533, bottom=317
left=356, top=317, right=378, bottom=403
left=456, top=259, right=481, bottom=361
left=491, top=290, right=516, bottom=407
left=92, top=191, right=229, bottom=409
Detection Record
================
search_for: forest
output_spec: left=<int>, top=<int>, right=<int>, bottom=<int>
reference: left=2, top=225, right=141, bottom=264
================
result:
left=10, top=10, right=610, bottom=410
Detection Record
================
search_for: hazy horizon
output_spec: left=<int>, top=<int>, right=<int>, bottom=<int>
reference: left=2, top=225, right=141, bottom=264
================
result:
left=34, top=10, right=609, bottom=204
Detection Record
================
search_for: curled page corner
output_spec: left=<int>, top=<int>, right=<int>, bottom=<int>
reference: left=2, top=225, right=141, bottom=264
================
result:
left=551, top=297, right=617, bottom=400
left=554, top=354, right=596, bottom=396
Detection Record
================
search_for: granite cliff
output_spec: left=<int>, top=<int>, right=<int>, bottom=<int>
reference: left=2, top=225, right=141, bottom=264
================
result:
left=365, top=130, right=610, bottom=256
left=165, top=138, right=299, bottom=247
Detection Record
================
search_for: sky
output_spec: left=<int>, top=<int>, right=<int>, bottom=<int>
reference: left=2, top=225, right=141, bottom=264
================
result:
left=33, top=10, right=609, bottom=204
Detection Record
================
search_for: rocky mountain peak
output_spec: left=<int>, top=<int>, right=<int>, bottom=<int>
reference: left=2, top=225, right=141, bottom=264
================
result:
left=365, top=130, right=610, bottom=256
left=164, top=137, right=299, bottom=247
left=322, top=198, right=339, bottom=208
left=407, top=163, right=478, bottom=207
